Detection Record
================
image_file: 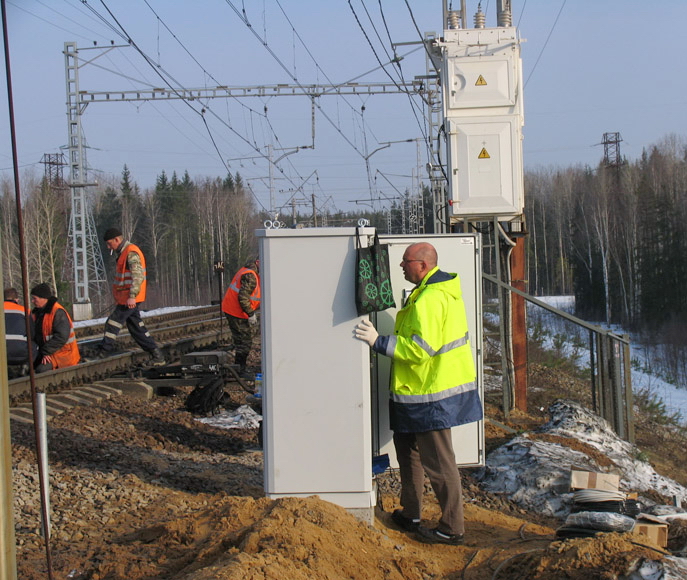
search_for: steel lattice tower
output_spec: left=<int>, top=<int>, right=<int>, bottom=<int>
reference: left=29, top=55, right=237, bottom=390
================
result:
left=603, top=132, right=623, bottom=169
left=64, top=42, right=108, bottom=320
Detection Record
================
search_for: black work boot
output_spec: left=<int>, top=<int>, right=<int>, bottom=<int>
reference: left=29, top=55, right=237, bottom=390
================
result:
left=150, top=348, right=166, bottom=366
left=235, top=352, right=251, bottom=378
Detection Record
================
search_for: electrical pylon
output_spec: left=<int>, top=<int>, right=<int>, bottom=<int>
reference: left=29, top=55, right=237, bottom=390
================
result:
left=64, top=41, right=108, bottom=320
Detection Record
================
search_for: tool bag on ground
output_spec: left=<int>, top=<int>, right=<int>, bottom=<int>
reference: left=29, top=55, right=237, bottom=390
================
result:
left=185, top=375, right=227, bottom=415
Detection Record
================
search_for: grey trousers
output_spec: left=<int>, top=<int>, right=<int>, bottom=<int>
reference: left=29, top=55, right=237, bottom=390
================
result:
left=393, top=428, right=465, bottom=536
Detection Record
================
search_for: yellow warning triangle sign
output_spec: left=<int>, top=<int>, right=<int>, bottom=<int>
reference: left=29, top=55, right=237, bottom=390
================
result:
left=475, top=75, right=487, bottom=86
left=478, top=148, right=490, bottom=159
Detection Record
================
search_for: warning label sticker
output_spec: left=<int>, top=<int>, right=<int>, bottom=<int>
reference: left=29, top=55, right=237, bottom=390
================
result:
left=478, top=148, right=490, bottom=159
left=475, top=75, right=488, bottom=86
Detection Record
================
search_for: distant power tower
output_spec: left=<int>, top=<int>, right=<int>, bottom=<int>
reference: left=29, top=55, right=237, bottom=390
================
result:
left=602, top=132, right=622, bottom=167
left=602, top=132, right=623, bottom=183
left=41, top=153, right=67, bottom=188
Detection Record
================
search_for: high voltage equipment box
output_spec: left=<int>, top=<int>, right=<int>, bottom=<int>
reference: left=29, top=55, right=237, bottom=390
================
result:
left=257, top=228, right=484, bottom=523
left=432, top=26, right=525, bottom=219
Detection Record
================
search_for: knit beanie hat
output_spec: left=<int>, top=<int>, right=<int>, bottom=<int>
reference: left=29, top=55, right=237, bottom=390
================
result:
left=31, top=283, right=52, bottom=299
left=103, top=227, right=123, bottom=241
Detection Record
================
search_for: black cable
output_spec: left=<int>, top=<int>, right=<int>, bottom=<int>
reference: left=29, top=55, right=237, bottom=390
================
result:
left=348, top=0, right=429, bottom=143
left=224, top=0, right=365, bottom=158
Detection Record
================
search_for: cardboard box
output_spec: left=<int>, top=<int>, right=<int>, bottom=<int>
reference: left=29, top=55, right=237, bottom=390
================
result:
left=633, top=522, right=668, bottom=548
left=570, top=469, right=620, bottom=492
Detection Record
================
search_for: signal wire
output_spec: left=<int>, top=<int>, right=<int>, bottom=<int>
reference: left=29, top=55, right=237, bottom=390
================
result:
left=376, top=0, right=432, bottom=160
left=82, top=0, right=293, bottom=207
left=223, top=0, right=366, bottom=159
left=401, top=0, right=448, bottom=180
left=347, top=0, right=430, bottom=204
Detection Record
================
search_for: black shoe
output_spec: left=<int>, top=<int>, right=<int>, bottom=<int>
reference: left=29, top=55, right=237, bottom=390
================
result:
left=150, top=348, right=166, bottom=367
left=415, top=526, right=464, bottom=545
left=391, top=509, right=420, bottom=532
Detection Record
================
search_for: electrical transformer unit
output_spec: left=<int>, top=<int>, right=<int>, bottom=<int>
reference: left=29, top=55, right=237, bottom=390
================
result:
left=432, top=22, right=525, bottom=219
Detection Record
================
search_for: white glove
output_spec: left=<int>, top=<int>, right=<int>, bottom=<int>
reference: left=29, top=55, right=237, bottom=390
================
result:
left=248, top=314, right=258, bottom=326
left=354, top=319, right=379, bottom=347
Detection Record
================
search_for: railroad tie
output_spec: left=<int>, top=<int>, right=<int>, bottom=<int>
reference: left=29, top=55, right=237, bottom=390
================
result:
left=9, top=384, right=124, bottom=424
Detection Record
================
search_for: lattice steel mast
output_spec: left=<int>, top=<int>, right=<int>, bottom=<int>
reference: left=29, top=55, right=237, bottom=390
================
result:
left=64, top=41, right=107, bottom=320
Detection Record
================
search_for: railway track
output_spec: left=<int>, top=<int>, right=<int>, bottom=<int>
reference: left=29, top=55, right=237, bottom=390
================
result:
left=8, top=305, right=235, bottom=405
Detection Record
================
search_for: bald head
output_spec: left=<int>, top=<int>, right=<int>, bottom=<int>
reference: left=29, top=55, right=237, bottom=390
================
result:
left=401, top=242, right=438, bottom=284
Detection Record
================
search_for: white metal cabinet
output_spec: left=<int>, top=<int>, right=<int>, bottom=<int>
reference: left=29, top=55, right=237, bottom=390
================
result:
left=257, top=228, right=374, bottom=512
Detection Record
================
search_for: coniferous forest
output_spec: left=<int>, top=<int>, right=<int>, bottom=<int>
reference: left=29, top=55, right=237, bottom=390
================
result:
left=525, top=133, right=687, bottom=335
left=2, top=134, right=687, bottom=348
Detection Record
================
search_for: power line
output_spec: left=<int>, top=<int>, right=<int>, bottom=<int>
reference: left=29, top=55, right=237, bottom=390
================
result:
left=223, top=0, right=366, bottom=158
left=524, top=0, right=567, bottom=88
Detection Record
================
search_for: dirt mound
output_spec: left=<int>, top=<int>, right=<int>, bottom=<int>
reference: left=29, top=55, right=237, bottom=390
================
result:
left=11, top=366, right=686, bottom=580
left=44, top=492, right=668, bottom=580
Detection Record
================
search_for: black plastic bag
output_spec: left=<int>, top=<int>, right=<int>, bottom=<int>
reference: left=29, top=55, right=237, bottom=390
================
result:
left=355, top=228, right=396, bottom=315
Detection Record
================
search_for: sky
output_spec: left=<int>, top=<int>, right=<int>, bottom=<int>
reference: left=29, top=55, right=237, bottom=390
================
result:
left=2, top=0, right=687, bottom=217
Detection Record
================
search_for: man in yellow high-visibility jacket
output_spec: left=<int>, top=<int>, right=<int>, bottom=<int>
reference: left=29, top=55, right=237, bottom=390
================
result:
left=355, top=242, right=482, bottom=545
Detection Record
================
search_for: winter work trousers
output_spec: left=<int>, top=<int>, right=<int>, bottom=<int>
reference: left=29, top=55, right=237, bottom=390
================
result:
left=226, top=314, right=254, bottom=369
left=393, top=428, right=465, bottom=536
left=100, top=304, right=158, bottom=354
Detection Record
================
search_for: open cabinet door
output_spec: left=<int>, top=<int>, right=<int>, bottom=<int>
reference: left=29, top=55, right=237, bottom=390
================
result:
left=371, top=233, right=484, bottom=468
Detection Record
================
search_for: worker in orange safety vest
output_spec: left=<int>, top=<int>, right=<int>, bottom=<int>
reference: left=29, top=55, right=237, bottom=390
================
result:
left=30, top=283, right=80, bottom=372
left=221, top=257, right=260, bottom=378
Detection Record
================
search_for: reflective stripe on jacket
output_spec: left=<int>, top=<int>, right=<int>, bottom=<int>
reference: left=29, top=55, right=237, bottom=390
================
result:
left=374, top=267, right=482, bottom=433
left=39, top=302, right=80, bottom=369
left=221, top=267, right=261, bottom=319
left=4, top=300, right=30, bottom=364
left=114, top=242, right=147, bottom=304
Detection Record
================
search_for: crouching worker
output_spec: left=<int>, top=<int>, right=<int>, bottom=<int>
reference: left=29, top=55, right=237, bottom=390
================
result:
left=30, top=283, right=80, bottom=373
left=4, top=287, right=36, bottom=377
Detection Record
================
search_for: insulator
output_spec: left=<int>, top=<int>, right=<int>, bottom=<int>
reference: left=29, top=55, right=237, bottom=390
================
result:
left=497, top=10, right=512, bottom=27
left=447, top=10, right=461, bottom=30
left=474, top=8, right=486, bottom=28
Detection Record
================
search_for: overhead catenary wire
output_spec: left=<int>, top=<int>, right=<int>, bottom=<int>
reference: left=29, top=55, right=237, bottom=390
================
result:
left=348, top=0, right=429, bottom=144
left=222, top=0, right=426, bottom=212
left=13, top=0, right=431, bottom=211
left=79, top=0, right=304, bottom=211
left=88, top=0, right=232, bottom=171
left=89, top=0, right=308, bottom=211
left=7, top=0, right=101, bottom=42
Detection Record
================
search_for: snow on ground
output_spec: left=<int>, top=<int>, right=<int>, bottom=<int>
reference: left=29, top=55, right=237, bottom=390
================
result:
left=73, top=305, right=210, bottom=330
left=478, top=294, right=687, bottom=574
left=528, top=296, right=687, bottom=427
left=477, top=398, right=687, bottom=519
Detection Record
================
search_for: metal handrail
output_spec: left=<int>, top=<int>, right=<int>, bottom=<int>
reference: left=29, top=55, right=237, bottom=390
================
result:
left=482, top=272, right=634, bottom=442
left=482, top=273, right=629, bottom=345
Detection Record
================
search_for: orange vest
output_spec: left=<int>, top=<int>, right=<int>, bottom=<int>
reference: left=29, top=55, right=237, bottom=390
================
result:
left=40, top=303, right=80, bottom=369
left=114, top=243, right=147, bottom=304
left=221, top=267, right=261, bottom=319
